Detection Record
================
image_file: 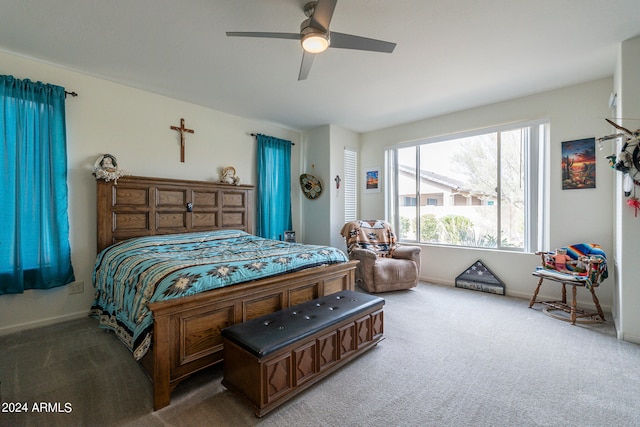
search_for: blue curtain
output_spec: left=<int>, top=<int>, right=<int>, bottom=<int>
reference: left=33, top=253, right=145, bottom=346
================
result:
left=0, top=75, right=75, bottom=294
left=256, top=134, right=292, bottom=240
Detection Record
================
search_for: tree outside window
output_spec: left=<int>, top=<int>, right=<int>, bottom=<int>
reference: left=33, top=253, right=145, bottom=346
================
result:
left=388, top=121, right=546, bottom=251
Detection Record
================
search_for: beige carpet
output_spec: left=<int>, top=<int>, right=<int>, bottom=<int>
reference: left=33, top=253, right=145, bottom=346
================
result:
left=2, top=282, right=639, bottom=427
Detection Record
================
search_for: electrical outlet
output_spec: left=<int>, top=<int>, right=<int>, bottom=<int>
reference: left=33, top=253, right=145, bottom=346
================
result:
left=68, top=281, right=84, bottom=295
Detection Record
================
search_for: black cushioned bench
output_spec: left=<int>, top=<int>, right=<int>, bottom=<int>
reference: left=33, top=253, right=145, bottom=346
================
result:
left=221, top=290, right=385, bottom=417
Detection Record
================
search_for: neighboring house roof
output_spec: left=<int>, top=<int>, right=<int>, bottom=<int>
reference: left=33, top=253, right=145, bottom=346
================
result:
left=398, top=165, right=493, bottom=199
left=399, top=164, right=466, bottom=192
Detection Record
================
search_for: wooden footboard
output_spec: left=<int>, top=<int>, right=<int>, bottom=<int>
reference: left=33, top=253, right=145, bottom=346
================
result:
left=142, top=260, right=357, bottom=410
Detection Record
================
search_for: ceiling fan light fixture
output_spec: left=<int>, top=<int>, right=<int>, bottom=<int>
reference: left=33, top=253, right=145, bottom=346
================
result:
left=301, top=32, right=330, bottom=53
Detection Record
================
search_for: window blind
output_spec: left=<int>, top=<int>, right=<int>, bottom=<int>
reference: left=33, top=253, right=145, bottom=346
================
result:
left=344, top=148, right=358, bottom=222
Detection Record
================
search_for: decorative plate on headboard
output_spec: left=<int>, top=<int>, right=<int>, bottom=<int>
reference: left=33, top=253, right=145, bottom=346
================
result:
left=299, top=173, right=323, bottom=199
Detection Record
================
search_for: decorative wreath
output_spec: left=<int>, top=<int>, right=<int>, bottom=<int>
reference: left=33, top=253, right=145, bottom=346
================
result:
left=92, top=153, right=127, bottom=183
left=220, top=166, right=241, bottom=185
left=600, top=119, right=640, bottom=216
left=611, top=143, right=640, bottom=185
left=632, top=145, right=640, bottom=185
left=600, top=120, right=640, bottom=185
left=299, top=173, right=323, bottom=199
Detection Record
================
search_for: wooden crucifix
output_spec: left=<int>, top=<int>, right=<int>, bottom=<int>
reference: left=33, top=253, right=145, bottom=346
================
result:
left=170, top=118, right=194, bottom=162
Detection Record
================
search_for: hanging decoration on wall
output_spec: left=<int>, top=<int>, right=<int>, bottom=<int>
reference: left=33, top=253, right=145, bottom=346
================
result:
left=598, top=119, right=640, bottom=215
left=170, top=117, right=194, bottom=162
left=627, top=196, right=640, bottom=217
left=364, top=166, right=381, bottom=193
left=220, top=166, right=241, bottom=185
left=300, top=173, right=323, bottom=199
left=561, top=138, right=596, bottom=190
left=334, top=175, right=341, bottom=189
left=92, top=153, right=128, bottom=184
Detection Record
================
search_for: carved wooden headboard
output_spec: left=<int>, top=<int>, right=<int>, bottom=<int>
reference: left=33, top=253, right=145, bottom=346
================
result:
left=96, top=175, right=254, bottom=252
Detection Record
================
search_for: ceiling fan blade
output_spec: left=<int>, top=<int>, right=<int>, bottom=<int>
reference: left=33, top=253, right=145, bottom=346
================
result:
left=330, top=32, right=396, bottom=53
left=298, top=51, right=316, bottom=81
left=310, top=0, right=337, bottom=32
left=226, top=31, right=301, bottom=40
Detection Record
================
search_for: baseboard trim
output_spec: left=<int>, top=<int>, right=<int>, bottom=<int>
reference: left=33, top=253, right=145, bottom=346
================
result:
left=0, top=311, right=89, bottom=336
left=418, top=275, right=612, bottom=313
left=619, top=331, right=640, bottom=344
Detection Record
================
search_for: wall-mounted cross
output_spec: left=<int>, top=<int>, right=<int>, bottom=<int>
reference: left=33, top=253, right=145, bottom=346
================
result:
left=170, top=118, right=194, bottom=162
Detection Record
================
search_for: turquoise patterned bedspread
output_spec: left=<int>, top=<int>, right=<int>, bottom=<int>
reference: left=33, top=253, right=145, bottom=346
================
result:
left=90, top=230, right=348, bottom=359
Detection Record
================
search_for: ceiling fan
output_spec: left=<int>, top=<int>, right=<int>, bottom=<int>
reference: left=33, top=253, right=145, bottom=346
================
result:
left=226, top=0, right=396, bottom=80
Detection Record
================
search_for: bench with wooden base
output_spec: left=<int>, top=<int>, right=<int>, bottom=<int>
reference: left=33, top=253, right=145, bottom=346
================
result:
left=221, top=290, right=385, bottom=417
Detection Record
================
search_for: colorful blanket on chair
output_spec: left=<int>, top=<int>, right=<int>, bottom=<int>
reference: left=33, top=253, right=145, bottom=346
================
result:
left=537, top=243, right=607, bottom=289
left=340, top=220, right=397, bottom=257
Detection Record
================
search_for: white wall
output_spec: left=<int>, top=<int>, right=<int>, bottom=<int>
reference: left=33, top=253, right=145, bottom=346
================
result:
left=300, top=124, right=360, bottom=251
left=360, top=78, right=616, bottom=309
left=0, top=50, right=301, bottom=335
left=301, top=125, right=331, bottom=245
left=614, top=35, right=640, bottom=343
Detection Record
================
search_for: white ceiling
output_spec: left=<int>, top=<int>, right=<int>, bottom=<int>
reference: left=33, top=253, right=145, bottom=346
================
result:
left=1, top=0, right=639, bottom=133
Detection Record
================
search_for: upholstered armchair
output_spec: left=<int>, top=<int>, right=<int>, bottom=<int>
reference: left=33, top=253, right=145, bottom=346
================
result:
left=340, top=220, right=421, bottom=293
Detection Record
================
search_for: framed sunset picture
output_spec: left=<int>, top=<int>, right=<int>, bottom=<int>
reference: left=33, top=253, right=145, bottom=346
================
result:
left=561, top=137, right=596, bottom=190
left=364, top=167, right=381, bottom=193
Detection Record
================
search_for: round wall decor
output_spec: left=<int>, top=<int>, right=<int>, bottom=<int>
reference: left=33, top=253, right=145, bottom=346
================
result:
left=92, top=153, right=127, bottom=183
left=299, top=173, right=323, bottom=199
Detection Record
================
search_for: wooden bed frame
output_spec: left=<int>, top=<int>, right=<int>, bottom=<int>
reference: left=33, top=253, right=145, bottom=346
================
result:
left=96, top=175, right=357, bottom=410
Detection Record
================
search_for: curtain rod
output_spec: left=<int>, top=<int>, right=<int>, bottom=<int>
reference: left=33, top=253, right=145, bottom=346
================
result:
left=65, top=91, right=78, bottom=98
left=250, top=133, right=295, bottom=145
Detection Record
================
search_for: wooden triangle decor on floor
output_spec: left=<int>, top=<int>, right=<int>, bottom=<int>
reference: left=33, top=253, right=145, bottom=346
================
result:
left=455, top=260, right=505, bottom=295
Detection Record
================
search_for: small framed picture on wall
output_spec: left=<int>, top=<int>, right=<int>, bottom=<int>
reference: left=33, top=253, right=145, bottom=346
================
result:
left=364, top=166, right=381, bottom=193
left=561, top=137, right=596, bottom=190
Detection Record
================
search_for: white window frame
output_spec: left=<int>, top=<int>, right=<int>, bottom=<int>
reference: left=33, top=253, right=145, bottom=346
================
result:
left=386, top=119, right=549, bottom=253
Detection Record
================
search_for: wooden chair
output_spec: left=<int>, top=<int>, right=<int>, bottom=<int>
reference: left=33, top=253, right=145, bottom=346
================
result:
left=528, top=243, right=607, bottom=325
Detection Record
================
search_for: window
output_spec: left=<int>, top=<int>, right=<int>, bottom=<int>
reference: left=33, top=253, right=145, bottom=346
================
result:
left=387, top=120, right=547, bottom=252
left=344, top=148, right=358, bottom=222
left=403, top=196, right=417, bottom=207
left=0, top=75, right=75, bottom=294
